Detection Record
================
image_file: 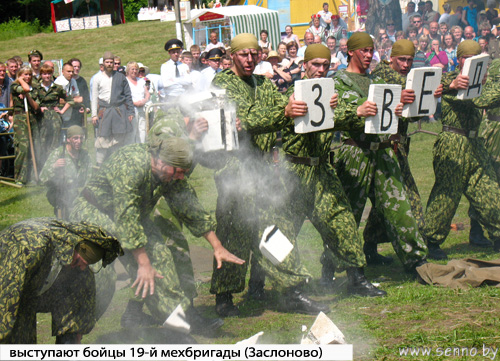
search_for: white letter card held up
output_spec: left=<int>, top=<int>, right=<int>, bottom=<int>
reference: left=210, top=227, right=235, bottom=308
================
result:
left=402, top=67, right=442, bottom=117
left=457, top=53, right=489, bottom=99
left=294, top=78, right=335, bottom=133
left=197, top=108, right=238, bottom=152
left=365, top=84, right=401, bottom=134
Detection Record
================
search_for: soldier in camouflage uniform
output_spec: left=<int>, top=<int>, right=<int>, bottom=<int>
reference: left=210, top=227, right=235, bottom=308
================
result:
left=209, top=34, right=329, bottom=317
left=273, top=44, right=386, bottom=297
left=423, top=41, right=500, bottom=259
left=0, top=217, right=122, bottom=344
left=363, top=40, right=442, bottom=264
left=467, top=58, right=500, bottom=247
left=10, top=66, right=40, bottom=185
left=71, top=137, right=243, bottom=333
left=37, top=63, right=74, bottom=168
left=40, top=126, right=91, bottom=219
left=333, top=33, right=428, bottom=275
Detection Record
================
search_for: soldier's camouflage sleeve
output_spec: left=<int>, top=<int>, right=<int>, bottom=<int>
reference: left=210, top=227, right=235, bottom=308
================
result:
left=212, top=70, right=291, bottom=134
left=149, top=107, right=191, bottom=141
left=332, top=76, right=367, bottom=131
left=162, top=180, right=215, bottom=237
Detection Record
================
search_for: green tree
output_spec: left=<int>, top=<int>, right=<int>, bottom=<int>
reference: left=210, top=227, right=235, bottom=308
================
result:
left=122, top=0, right=148, bottom=22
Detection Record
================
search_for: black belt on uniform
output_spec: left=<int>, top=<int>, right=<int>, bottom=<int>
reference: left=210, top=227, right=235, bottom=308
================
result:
left=13, top=110, right=24, bottom=115
left=442, top=125, right=478, bottom=138
left=285, top=154, right=324, bottom=166
left=488, top=114, right=500, bottom=122
left=343, top=134, right=402, bottom=151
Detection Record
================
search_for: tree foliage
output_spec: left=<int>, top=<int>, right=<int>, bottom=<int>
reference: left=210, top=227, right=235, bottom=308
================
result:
left=123, top=0, right=148, bottom=22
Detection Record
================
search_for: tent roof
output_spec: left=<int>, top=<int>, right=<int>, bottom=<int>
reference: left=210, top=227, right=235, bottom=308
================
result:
left=185, top=5, right=278, bottom=23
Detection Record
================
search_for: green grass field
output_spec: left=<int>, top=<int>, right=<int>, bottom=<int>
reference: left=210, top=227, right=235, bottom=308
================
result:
left=1, top=21, right=500, bottom=360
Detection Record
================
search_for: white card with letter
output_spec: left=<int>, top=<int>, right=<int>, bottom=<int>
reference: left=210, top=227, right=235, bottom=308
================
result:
left=365, top=84, right=401, bottom=134
left=402, top=67, right=442, bottom=117
left=457, top=53, right=489, bottom=100
left=197, top=108, right=238, bottom=152
left=294, top=78, right=335, bottom=133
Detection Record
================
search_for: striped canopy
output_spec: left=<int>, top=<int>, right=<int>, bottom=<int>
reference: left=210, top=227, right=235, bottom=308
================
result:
left=186, top=5, right=281, bottom=50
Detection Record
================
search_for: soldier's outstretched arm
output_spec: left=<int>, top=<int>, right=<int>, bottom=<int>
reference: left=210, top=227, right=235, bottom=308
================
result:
left=204, top=231, right=245, bottom=269
left=131, top=247, right=164, bottom=298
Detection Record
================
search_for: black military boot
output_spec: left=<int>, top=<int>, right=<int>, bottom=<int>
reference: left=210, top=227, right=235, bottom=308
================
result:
left=319, top=249, right=336, bottom=286
left=281, top=288, right=330, bottom=315
left=346, top=267, right=387, bottom=297
left=469, top=219, right=492, bottom=247
left=55, top=333, right=79, bottom=344
left=185, top=307, right=224, bottom=333
left=494, top=239, right=500, bottom=252
left=215, top=293, right=240, bottom=317
left=248, top=278, right=266, bottom=301
left=121, top=299, right=160, bottom=329
left=427, top=242, right=447, bottom=260
left=363, top=242, right=394, bottom=266
left=247, top=260, right=267, bottom=301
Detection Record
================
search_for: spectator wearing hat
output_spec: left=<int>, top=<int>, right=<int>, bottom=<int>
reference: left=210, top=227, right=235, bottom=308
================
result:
left=28, top=50, right=43, bottom=87
left=160, top=38, right=192, bottom=102
left=205, top=31, right=224, bottom=52
left=307, top=14, right=327, bottom=41
left=197, top=48, right=223, bottom=92
left=325, top=14, right=346, bottom=42
left=91, top=51, right=135, bottom=166
left=267, top=50, right=292, bottom=93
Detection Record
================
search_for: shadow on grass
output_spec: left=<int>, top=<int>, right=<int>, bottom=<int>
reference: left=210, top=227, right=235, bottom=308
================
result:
left=0, top=187, right=41, bottom=208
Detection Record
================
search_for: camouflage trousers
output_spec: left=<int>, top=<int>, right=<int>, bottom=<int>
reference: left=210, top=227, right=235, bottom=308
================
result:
left=210, top=158, right=310, bottom=295
left=38, top=110, right=62, bottom=169
left=469, top=119, right=500, bottom=224
left=267, top=161, right=367, bottom=277
left=334, top=144, right=428, bottom=270
left=13, top=113, right=40, bottom=184
left=363, top=142, right=425, bottom=247
left=482, top=119, right=500, bottom=178
left=70, top=198, right=192, bottom=322
left=0, top=266, right=95, bottom=344
left=424, top=132, right=500, bottom=245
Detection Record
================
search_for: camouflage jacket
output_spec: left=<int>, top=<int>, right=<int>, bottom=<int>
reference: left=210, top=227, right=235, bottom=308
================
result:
left=280, top=80, right=364, bottom=183
left=81, top=144, right=214, bottom=250
left=10, top=83, right=39, bottom=113
left=37, top=82, right=73, bottom=108
left=371, top=60, right=420, bottom=137
left=441, top=69, right=500, bottom=131
left=0, top=217, right=121, bottom=270
left=39, top=146, right=92, bottom=208
left=485, top=59, right=500, bottom=118
left=212, top=69, right=291, bottom=153
left=333, top=69, right=390, bottom=142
